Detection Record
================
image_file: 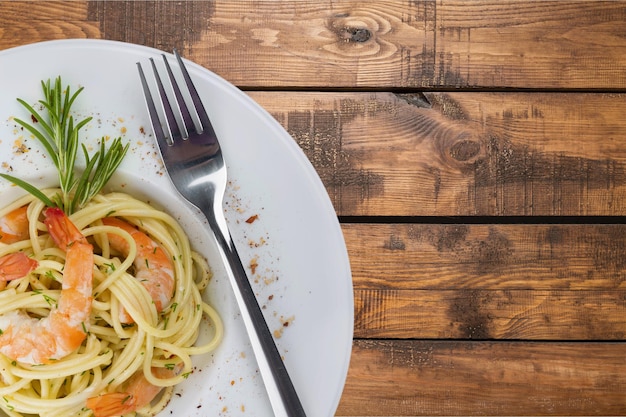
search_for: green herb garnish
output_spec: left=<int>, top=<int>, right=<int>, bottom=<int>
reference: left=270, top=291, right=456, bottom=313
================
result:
left=0, top=77, right=129, bottom=214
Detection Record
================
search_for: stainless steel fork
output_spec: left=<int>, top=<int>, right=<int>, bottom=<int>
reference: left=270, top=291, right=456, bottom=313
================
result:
left=137, top=51, right=307, bottom=417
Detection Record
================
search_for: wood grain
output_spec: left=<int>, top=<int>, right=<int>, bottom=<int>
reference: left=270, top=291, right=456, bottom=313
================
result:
left=0, top=2, right=99, bottom=50
left=337, top=340, right=626, bottom=416
left=249, top=91, right=626, bottom=216
left=86, top=1, right=214, bottom=53
left=346, top=223, right=626, bottom=340
left=343, top=223, right=626, bottom=290
left=5, top=1, right=624, bottom=88
left=89, top=0, right=626, bottom=89
left=354, top=289, right=626, bottom=340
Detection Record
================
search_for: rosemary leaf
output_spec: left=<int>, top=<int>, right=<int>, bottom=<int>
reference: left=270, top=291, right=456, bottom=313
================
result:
left=2, top=77, right=129, bottom=214
left=0, top=174, right=55, bottom=207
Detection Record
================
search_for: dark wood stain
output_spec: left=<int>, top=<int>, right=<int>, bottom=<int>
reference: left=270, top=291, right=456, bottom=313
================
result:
left=473, top=135, right=626, bottom=215
left=427, top=93, right=468, bottom=121
left=471, top=227, right=513, bottom=274
left=448, top=290, right=493, bottom=339
left=423, top=224, right=470, bottom=253
left=87, top=1, right=215, bottom=53
left=284, top=107, right=384, bottom=214
left=383, top=234, right=406, bottom=251
left=590, top=226, right=626, bottom=278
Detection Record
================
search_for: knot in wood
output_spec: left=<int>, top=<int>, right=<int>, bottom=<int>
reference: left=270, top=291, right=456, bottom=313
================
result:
left=341, top=26, right=372, bottom=43
left=449, top=139, right=481, bottom=162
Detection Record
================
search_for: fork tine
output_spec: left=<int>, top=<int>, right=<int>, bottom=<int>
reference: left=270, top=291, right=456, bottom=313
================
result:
left=137, top=61, right=169, bottom=148
left=151, top=57, right=185, bottom=142
left=162, top=53, right=194, bottom=138
left=173, top=49, right=217, bottom=140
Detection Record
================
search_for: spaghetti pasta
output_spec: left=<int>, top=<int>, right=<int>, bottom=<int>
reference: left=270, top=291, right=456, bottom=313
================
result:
left=0, top=190, right=223, bottom=417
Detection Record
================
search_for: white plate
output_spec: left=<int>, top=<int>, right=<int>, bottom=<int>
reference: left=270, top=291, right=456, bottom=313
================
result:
left=0, top=39, right=353, bottom=417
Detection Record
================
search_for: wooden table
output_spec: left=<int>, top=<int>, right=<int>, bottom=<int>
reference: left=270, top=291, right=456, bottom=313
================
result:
left=2, top=1, right=626, bottom=415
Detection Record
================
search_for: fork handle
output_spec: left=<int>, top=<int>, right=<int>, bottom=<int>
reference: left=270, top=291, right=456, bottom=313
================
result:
left=204, top=207, right=308, bottom=417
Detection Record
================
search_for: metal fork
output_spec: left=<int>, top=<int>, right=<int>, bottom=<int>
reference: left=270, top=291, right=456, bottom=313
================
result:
left=137, top=51, right=307, bottom=417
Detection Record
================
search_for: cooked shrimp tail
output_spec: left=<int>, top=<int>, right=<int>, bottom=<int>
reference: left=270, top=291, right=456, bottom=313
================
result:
left=45, top=207, right=89, bottom=249
left=0, top=207, right=93, bottom=364
left=86, top=364, right=182, bottom=417
left=0, top=205, right=29, bottom=244
left=86, top=392, right=137, bottom=417
left=0, top=252, right=38, bottom=281
left=102, top=217, right=175, bottom=323
left=0, top=205, right=36, bottom=290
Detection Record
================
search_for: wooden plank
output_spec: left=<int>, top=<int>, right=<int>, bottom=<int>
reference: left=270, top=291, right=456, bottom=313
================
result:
left=354, top=289, right=626, bottom=340
left=347, top=223, right=626, bottom=340
left=0, top=2, right=99, bottom=51
left=3, top=1, right=626, bottom=89
left=430, top=1, right=626, bottom=89
left=337, top=340, right=626, bottom=416
left=249, top=91, right=626, bottom=216
left=342, top=223, right=626, bottom=290
left=85, top=0, right=626, bottom=89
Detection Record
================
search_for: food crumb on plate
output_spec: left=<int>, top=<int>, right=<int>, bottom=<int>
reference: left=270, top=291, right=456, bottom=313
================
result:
left=249, top=256, right=258, bottom=275
left=273, top=315, right=295, bottom=338
left=13, top=138, right=29, bottom=154
left=245, top=214, right=259, bottom=224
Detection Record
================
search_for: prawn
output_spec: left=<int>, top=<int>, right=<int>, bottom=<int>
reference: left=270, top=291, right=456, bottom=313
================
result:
left=101, top=217, right=175, bottom=323
left=86, top=363, right=182, bottom=417
left=0, top=207, right=93, bottom=365
left=0, top=252, right=38, bottom=282
left=0, top=205, right=33, bottom=290
left=0, top=205, right=29, bottom=244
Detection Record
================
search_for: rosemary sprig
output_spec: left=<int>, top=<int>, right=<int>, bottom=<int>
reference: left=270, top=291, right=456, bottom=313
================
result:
left=0, top=77, right=129, bottom=214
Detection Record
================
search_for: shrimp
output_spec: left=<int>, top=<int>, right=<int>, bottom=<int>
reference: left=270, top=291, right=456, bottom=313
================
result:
left=0, top=205, right=34, bottom=290
left=101, top=217, right=175, bottom=323
left=0, top=252, right=38, bottom=282
left=0, top=205, right=29, bottom=244
left=0, top=207, right=93, bottom=365
left=86, top=364, right=182, bottom=417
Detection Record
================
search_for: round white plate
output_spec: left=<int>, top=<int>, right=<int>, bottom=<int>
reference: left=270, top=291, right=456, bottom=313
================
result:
left=0, top=39, right=353, bottom=417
